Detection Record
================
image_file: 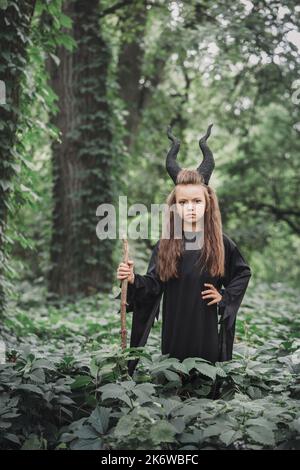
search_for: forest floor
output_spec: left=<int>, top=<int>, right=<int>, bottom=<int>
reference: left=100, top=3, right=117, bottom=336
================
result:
left=0, top=280, right=299, bottom=450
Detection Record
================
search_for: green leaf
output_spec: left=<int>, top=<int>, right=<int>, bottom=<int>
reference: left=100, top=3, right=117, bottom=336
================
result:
left=114, top=415, right=136, bottom=438
left=29, top=368, right=45, bottom=383
left=71, top=375, right=92, bottom=389
left=245, top=418, right=276, bottom=430
left=3, top=433, right=21, bottom=444
left=89, top=407, right=111, bottom=434
left=59, top=13, right=73, bottom=28
left=247, top=426, right=275, bottom=447
left=17, top=384, right=43, bottom=395
left=150, top=421, right=177, bottom=444
left=0, top=180, right=12, bottom=191
left=49, top=53, right=60, bottom=67
left=219, top=430, right=242, bottom=446
left=0, top=0, right=8, bottom=10
left=164, top=370, right=181, bottom=382
left=194, top=363, right=217, bottom=380
left=21, top=435, right=43, bottom=450
left=32, top=359, right=56, bottom=370
left=202, top=424, right=228, bottom=439
left=57, top=33, right=76, bottom=51
left=71, top=438, right=103, bottom=450
left=75, top=426, right=99, bottom=439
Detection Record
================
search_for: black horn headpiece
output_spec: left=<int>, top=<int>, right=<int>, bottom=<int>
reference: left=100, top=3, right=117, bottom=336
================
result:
left=166, top=123, right=215, bottom=185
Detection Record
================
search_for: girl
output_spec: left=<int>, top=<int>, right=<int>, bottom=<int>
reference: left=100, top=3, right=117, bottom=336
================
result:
left=116, top=126, right=252, bottom=377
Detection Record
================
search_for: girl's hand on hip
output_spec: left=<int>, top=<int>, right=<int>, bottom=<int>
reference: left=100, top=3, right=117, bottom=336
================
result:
left=117, top=260, right=135, bottom=284
left=201, top=283, right=222, bottom=306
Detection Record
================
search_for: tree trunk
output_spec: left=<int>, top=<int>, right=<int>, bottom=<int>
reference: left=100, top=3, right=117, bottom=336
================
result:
left=48, top=0, right=114, bottom=299
left=0, top=0, right=36, bottom=314
left=117, top=3, right=148, bottom=151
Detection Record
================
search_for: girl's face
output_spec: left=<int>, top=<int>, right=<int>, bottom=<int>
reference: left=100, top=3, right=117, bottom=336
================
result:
left=175, top=184, right=206, bottom=229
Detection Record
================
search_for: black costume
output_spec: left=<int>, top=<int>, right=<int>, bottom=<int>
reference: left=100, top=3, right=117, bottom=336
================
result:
left=116, top=230, right=251, bottom=376
left=115, top=124, right=251, bottom=376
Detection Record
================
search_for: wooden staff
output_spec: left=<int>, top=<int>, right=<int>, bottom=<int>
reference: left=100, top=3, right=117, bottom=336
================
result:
left=120, top=237, right=129, bottom=349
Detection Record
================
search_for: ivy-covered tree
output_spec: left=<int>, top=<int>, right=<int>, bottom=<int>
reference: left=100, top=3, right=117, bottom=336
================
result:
left=0, top=0, right=36, bottom=314
left=48, top=0, right=115, bottom=299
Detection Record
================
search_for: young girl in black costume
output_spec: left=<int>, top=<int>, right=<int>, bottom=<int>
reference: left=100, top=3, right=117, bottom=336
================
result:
left=116, top=125, right=252, bottom=378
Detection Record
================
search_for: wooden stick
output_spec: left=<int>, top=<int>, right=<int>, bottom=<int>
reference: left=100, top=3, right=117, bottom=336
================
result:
left=120, top=237, right=129, bottom=349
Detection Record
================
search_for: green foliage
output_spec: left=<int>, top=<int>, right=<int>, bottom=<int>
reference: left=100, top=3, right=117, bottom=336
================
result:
left=3, top=0, right=298, bottom=309
left=0, top=0, right=76, bottom=312
left=0, top=0, right=299, bottom=451
left=0, top=282, right=299, bottom=450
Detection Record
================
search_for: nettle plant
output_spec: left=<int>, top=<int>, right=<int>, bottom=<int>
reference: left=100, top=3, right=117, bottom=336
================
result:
left=0, top=283, right=299, bottom=450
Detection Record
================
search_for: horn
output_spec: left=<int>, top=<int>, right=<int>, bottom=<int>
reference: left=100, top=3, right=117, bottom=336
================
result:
left=166, top=126, right=182, bottom=184
left=196, top=123, right=214, bottom=185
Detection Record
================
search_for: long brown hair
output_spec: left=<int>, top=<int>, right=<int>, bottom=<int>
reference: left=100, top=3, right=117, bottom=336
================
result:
left=157, top=169, right=225, bottom=281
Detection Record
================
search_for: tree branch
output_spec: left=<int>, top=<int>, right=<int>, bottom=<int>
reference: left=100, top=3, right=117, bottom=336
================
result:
left=99, top=0, right=135, bottom=18
left=249, top=201, right=300, bottom=234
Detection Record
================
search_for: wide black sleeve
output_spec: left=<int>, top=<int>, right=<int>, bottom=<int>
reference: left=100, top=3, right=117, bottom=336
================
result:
left=114, top=240, right=165, bottom=314
left=126, top=241, right=165, bottom=308
left=114, top=241, right=165, bottom=376
left=217, top=234, right=252, bottom=361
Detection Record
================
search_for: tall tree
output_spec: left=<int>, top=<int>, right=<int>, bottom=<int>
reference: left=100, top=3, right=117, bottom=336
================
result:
left=0, top=0, right=36, bottom=314
left=48, top=0, right=114, bottom=299
left=117, top=1, right=148, bottom=151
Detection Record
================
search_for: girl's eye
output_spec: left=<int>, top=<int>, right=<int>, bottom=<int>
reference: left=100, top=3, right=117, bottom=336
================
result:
left=178, top=200, right=203, bottom=205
